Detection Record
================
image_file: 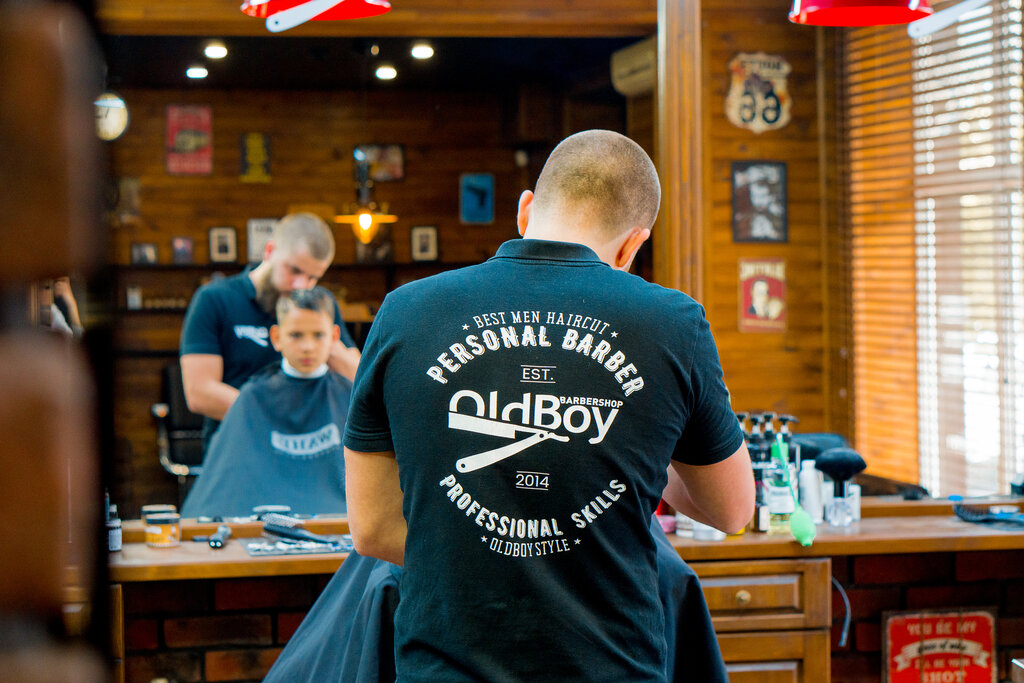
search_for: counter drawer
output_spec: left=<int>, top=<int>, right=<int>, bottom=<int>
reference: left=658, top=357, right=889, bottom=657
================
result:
left=719, top=630, right=830, bottom=683
left=691, top=558, right=830, bottom=632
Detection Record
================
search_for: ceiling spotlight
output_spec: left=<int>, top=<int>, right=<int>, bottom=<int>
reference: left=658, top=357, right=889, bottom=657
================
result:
left=375, top=63, right=397, bottom=80
left=204, top=40, right=228, bottom=60
left=410, top=41, right=434, bottom=60
left=186, top=65, right=209, bottom=79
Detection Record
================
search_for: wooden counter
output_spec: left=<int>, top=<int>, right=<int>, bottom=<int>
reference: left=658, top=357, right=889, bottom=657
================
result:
left=109, top=508, right=1024, bottom=683
left=669, top=513, right=1024, bottom=561
left=110, top=512, right=1024, bottom=582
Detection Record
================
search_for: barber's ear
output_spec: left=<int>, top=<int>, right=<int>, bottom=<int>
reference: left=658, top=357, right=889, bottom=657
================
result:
left=516, top=190, right=534, bottom=237
left=269, top=324, right=281, bottom=351
left=332, top=324, right=341, bottom=342
left=263, top=239, right=276, bottom=262
left=613, top=227, right=651, bottom=271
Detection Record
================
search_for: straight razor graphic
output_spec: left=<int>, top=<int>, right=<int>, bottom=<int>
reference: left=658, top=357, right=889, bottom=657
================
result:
left=448, top=412, right=569, bottom=473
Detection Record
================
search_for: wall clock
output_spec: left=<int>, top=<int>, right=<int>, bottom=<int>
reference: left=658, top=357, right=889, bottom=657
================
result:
left=95, top=92, right=129, bottom=141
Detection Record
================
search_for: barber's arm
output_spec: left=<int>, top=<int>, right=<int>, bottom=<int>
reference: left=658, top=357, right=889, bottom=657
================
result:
left=663, top=441, right=754, bottom=535
left=180, top=353, right=239, bottom=421
left=344, top=447, right=405, bottom=565
left=328, top=341, right=360, bottom=381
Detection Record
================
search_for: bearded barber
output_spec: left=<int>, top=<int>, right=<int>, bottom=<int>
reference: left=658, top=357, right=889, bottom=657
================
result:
left=180, top=212, right=360, bottom=448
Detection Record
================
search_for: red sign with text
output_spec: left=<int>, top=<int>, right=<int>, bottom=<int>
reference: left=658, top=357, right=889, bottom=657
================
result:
left=884, top=610, right=996, bottom=683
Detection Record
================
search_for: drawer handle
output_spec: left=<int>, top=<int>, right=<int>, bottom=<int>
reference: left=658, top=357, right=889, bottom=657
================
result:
left=735, top=589, right=751, bottom=605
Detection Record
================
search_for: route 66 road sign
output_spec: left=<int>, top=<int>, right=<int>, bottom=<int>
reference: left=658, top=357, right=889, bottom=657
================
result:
left=725, top=52, right=792, bottom=134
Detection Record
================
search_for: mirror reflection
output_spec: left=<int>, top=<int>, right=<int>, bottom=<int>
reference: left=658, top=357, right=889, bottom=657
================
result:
left=98, top=34, right=640, bottom=519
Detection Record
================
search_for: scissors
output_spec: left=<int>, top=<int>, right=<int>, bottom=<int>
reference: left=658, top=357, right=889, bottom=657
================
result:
left=449, top=412, right=569, bottom=473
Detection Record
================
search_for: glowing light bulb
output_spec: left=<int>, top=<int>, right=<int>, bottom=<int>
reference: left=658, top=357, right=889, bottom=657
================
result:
left=358, top=212, right=373, bottom=230
left=186, top=65, right=208, bottom=79
left=375, top=63, right=397, bottom=80
left=204, top=41, right=228, bottom=59
left=411, top=42, right=434, bottom=60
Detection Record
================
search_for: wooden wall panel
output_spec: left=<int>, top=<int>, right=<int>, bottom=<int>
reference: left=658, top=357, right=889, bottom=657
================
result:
left=96, top=0, right=656, bottom=38
left=699, top=1, right=830, bottom=433
left=107, top=85, right=624, bottom=515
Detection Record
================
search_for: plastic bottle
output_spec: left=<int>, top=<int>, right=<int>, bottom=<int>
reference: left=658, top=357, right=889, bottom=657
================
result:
left=767, top=436, right=794, bottom=535
left=747, top=414, right=771, bottom=532
left=798, top=459, right=824, bottom=524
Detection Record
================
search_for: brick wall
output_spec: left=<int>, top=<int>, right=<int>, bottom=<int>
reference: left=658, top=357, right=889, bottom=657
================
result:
left=119, top=550, right=1024, bottom=682
left=121, top=575, right=332, bottom=683
left=831, top=550, right=1024, bottom=683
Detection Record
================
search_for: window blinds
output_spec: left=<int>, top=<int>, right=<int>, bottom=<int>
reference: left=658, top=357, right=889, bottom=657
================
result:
left=844, top=0, right=1024, bottom=495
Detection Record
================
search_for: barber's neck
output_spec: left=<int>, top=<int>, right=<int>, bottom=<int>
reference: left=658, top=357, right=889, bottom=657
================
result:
left=516, top=190, right=649, bottom=271
left=522, top=222, right=616, bottom=264
left=249, top=260, right=271, bottom=288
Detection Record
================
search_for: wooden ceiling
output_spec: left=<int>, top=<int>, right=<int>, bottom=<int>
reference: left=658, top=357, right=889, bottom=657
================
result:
left=95, top=0, right=657, bottom=38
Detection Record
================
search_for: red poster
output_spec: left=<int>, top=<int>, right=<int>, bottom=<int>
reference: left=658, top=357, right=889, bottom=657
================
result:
left=884, top=610, right=996, bottom=683
left=166, top=105, right=212, bottom=175
left=738, top=258, right=786, bottom=332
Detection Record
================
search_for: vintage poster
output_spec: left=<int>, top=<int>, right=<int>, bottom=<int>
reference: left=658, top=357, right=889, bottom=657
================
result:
left=883, top=609, right=996, bottom=683
left=725, top=52, right=792, bottom=135
left=739, top=258, right=787, bottom=333
left=239, top=132, right=271, bottom=183
left=166, top=105, right=212, bottom=175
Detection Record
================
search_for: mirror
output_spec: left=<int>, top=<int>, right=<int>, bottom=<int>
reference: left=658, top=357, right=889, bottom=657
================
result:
left=98, top=33, right=642, bottom=519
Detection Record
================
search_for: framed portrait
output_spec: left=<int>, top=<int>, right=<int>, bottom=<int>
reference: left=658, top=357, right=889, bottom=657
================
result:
left=171, top=236, right=194, bottom=264
left=411, top=225, right=438, bottom=262
left=354, top=144, right=404, bottom=181
left=460, top=173, right=495, bottom=225
left=731, top=161, right=787, bottom=243
left=738, top=258, right=787, bottom=333
left=247, top=218, right=278, bottom=263
left=208, top=226, right=237, bottom=263
left=130, top=242, right=158, bottom=265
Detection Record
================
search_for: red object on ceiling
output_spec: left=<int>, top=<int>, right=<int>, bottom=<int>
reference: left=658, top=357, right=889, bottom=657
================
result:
left=240, top=0, right=392, bottom=21
left=789, top=0, right=933, bottom=25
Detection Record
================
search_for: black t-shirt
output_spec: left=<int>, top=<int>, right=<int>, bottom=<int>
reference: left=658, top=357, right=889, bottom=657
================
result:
left=345, top=239, right=742, bottom=682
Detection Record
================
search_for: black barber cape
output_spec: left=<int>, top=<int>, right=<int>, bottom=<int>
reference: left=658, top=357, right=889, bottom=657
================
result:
left=181, top=362, right=351, bottom=518
left=263, top=518, right=727, bottom=683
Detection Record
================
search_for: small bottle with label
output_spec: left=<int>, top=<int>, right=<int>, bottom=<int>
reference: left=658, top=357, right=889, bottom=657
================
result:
left=107, top=503, right=122, bottom=552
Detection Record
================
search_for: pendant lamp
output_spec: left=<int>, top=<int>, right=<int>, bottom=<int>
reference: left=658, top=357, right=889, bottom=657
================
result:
left=789, top=0, right=932, bottom=25
left=241, top=0, right=391, bottom=24
left=336, top=150, right=398, bottom=245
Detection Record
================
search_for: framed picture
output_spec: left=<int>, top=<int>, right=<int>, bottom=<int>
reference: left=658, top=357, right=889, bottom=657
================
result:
left=354, top=144, right=404, bottom=181
left=460, top=173, right=495, bottom=225
left=738, top=258, right=787, bottom=333
left=247, top=218, right=278, bottom=263
left=171, top=236, right=194, bottom=264
left=130, top=243, right=158, bottom=264
left=411, top=225, right=438, bottom=262
left=208, top=227, right=237, bottom=263
left=731, top=161, right=787, bottom=243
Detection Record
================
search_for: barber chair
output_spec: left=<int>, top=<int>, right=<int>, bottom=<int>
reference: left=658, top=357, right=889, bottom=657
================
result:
left=151, top=362, right=204, bottom=503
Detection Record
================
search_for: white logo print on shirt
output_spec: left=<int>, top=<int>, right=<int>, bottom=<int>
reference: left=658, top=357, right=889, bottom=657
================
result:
left=234, top=325, right=270, bottom=347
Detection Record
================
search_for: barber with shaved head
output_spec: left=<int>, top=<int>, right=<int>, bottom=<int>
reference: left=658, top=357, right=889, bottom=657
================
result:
left=344, top=130, right=753, bottom=682
left=180, top=212, right=360, bottom=447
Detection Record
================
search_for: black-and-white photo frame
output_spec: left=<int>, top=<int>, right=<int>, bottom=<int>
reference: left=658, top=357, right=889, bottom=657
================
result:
left=731, top=161, right=787, bottom=243
left=411, top=225, right=438, bottom=261
left=209, top=226, right=237, bottom=263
